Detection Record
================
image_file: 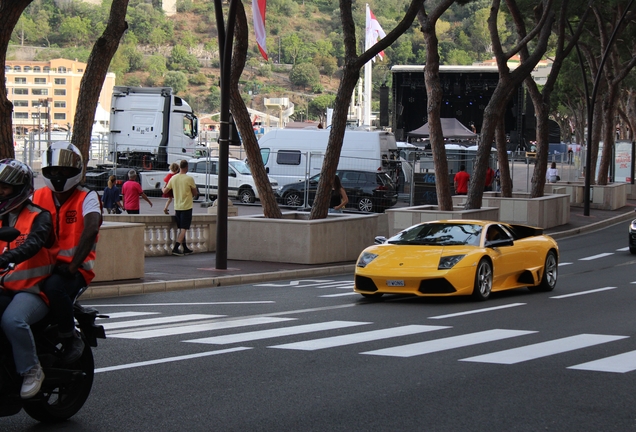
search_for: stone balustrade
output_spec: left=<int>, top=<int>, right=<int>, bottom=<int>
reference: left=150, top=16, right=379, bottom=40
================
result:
left=103, top=214, right=217, bottom=256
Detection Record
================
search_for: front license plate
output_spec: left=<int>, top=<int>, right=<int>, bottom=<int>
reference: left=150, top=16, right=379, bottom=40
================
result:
left=386, top=280, right=405, bottom=287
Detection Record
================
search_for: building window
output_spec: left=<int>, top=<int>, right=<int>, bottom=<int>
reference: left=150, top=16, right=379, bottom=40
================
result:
left=54, top=113, right=66, bottom=120
left=33, top=66, right=41, bottom=72
left=24, top=66, right=31, bottom=72
left=54, top=101, right=66, bottom=108
left=4, top=66, right=10, bottom=72
left=14, top=77, right=26, bottom=84
left=13, top=88, right=28, bottom=95
left=13, top=66, right=21, bottom=72
left=13, top=100, right=28, bottom=107
left=54, top=89, right=66, bottom=96
left=14, top=112, right=28, bottom=119
left=34, top=78, right=46, bottom=84
left=58, top=67, right=67, bottom=73
left=31, top=89, right=48, bottom=96
left=54, top=78, right=66, bottom=85
left=77, top=69, right=84, bottom=72
left=31, top=113, right=41, bottom=119
left=31, top=101, right=41, bottom=107
left=43, top=66, right=50, bottom=72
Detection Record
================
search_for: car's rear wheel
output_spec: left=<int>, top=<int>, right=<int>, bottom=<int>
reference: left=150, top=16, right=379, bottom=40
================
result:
left=238, top=188, right=256, bottom=204
left=530, top=250, right=557, bottom=292
left=630, top=247, right=636, bottom=255
left=357, top=197, right=374, bottom=212
left=284, top=192, right=302, bottom=207
left=472, top=258, right=492, bottom=301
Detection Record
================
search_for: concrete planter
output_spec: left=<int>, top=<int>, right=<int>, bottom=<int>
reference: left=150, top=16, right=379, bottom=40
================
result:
left=546, top=182, right=628, bottom=210
left=93, top=221, right=145, bottom=282
left=385, top=205, right=499, bottom=237
left=227, top=211, right=378, bottom=264
left=453, top=192, right=569, bottom=228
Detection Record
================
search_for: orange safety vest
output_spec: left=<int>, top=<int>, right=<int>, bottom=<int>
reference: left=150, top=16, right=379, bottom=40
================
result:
left=33, top=186, right=99, bottom=285
left=0, top=203, right=57, bottom=303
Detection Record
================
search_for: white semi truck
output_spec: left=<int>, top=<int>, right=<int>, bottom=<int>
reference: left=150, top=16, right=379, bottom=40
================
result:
left=86, top=86, right=206, bottom=194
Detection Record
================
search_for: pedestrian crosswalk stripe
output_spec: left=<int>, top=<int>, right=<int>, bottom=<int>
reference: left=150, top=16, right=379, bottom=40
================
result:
left=361, top=329, right=536, bottom=358
left=460, top=334, right=628, bottom=364
left=109, top=317, right=296, bottom=340
left=98, top=312, right=160, bottom=320
left=616, top=247, right=630, bottom=252
left=101, top=314, right=224, bottom=330
left=269, top=325, right=451, bottom=351
left=184, top=321, right=371, bottom=345
left=428, top=303, right=525, bottom=320
left=568, top=350, right=636, bottom=373
left=558, top=262, right=573, bottom=267
left=320, top=292, right=359, bottom=298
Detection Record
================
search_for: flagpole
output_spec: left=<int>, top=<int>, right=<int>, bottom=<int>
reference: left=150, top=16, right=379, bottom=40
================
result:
left=363, top=4, right=372, bottom=127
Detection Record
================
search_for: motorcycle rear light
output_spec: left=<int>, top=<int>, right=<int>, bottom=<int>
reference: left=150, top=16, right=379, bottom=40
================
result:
left=376, top=185, right=387, bottom=190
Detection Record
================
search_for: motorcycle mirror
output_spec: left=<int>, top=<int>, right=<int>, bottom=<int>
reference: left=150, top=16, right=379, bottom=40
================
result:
left=0, top=227, right=20, bottom=243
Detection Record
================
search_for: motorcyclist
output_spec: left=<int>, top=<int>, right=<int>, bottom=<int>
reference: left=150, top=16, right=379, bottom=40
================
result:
left=32, top=142, right=101, bottom=364
left=0, top=159, right=56, bottom=399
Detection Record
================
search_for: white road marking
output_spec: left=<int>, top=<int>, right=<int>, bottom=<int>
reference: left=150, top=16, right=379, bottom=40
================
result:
left=101, top=314, right=224, bottom=330
left=428, top=303, right=526, bottom=320
left=550, top=287, right=617, bottom=299
left=558, top=262, right=573, bottom=267
left=461, top=334, right=628, bottom=364
left=95, top=347, right=251, bottom=373
left=320, top=292, right=359, bottom=298
left=109, top=317, right=296, bottom=340
left=269, top=325, right=450, bottom=351
left=361, top=329, right=535, bottom=358
left=569, top=350, right=636, bottom=373
left=184, top=321, right=370, bottom=345
left=616, top=247, right=630, bottom=252
left=97, top=312, right=160, bottom=319
left=86, top=302, right=275, bottom=307
left=579, top=253, right=614, bottom=261
left=254, top=280, right=336, bottom=287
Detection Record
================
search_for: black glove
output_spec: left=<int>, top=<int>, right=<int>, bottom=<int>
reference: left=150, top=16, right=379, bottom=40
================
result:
left=0, top=258, right=8, bottom=271
left=53, top=264, right=75, bottom=278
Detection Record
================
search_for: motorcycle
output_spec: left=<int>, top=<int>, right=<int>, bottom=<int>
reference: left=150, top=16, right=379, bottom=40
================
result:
left=0, top=226, right=107, bottom=423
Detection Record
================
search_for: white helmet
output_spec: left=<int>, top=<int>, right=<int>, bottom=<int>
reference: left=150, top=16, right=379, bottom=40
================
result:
left=42, top=142, right=84, bottom=193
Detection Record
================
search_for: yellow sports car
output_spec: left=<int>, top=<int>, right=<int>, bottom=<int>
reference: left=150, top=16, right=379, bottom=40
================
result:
left=354, top=220, right=558, bottom=301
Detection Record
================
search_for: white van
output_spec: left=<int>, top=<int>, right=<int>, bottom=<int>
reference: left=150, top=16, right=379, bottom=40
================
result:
left=256, top=129, right=400, bottom=186
left=187, top=157, right=278, bottom=203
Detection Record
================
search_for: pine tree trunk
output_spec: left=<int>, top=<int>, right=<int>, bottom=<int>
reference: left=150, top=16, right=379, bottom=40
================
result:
left=230, top=1, right=281, bottom=218
left=597, top=83, right=619, bottom=185
left=72, top=0, right=130, bottom=168
left=0, top=1, right=34, bottom=159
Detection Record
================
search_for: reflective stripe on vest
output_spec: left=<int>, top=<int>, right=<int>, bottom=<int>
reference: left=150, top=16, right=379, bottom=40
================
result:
left=33, top=186, right=99, bottom=285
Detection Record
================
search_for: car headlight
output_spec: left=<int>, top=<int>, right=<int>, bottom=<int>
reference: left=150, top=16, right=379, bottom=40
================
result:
left=630, top=219, right=636, bottom=232
left=438, top=255, right=465, bottom=270
left=277, top=186, right=284, bottom=192
left=357, top=252, right=378, bottom=268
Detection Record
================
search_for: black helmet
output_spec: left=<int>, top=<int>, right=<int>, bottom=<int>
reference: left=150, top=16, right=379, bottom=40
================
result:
left=0, top=159, right=34, bottom=216
left=42, top=141, right=84, bottom=192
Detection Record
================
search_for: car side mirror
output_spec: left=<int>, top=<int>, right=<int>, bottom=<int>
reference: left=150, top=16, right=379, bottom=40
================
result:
left=374, top=236, right=387, bottom=244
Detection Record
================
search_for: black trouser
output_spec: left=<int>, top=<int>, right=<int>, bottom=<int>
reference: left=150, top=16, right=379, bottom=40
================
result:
left=41, top=272, right=87, bottom=336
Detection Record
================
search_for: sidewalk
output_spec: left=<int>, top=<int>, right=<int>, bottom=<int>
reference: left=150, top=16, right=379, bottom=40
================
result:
left=84, top=198, right=636, bottom=299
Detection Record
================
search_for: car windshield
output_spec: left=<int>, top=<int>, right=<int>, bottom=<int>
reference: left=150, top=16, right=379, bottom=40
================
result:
left=387, top=223, right=482, bottom=246
left=229, top=160, right=251, bottom=175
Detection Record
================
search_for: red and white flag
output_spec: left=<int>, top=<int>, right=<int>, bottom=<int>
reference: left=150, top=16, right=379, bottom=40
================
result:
left=366, top=4, right=386, bottom=61
left=253, top=0, right=268, bottom=60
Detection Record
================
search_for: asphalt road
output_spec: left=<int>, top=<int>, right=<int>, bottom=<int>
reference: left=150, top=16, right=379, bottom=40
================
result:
left=3, top=222, right=636, bottom=431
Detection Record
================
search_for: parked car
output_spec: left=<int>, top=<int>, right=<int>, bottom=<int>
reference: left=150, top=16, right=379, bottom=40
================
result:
left=84, top=166, right=139, bottom=193
left=275, top=170, right=398, bottom=213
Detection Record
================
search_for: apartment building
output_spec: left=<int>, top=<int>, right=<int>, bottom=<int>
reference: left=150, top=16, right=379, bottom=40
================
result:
left=4, top=58, right=116, bottom=135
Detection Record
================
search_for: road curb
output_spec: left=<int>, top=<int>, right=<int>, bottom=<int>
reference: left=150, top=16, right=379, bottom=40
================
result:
left=81, top=264, right=357, bottom=299
left=549, top=211, right=634, bottom=240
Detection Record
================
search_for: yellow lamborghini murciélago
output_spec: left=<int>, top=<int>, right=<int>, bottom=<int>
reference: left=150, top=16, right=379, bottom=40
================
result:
left=354, top=220, right=559, bottom=301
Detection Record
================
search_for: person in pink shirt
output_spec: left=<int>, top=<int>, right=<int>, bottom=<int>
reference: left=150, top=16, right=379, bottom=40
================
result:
left=122, top=170, right=152, bottom=214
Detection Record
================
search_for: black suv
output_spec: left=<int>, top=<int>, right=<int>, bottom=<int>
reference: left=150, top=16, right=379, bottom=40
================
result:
left=275, top=170, right=397, bottom=213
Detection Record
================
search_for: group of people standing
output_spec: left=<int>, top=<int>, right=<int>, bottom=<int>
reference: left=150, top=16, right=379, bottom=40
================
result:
left=453, top=164, right=497, bottom=195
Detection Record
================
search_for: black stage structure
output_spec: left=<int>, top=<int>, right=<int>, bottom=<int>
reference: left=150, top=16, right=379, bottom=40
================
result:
left=388, top=65, right=525, bottom=150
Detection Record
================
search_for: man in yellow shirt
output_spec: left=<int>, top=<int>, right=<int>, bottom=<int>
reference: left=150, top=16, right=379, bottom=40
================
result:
left=162, top=160, right=199, bottom=256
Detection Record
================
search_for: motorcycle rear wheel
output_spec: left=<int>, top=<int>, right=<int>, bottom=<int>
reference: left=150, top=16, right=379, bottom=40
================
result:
left=23, top=340, right=94, bottom=423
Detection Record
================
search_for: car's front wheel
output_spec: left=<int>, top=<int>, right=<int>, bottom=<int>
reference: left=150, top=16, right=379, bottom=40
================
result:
left=630, top=247, right=636, bottom=255
left=530, top=250, right=558, bottom=292
left=472, top=258, right=492, bottom=301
